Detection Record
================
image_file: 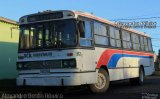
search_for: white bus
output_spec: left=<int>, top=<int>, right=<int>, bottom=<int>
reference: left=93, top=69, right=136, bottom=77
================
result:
left=17, top=10, right=155, bottom=93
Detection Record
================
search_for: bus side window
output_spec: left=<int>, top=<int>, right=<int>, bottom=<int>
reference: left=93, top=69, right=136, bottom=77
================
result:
left=94, top=22, right=109, bottom=46
left=109, top=27, right=121, bottom=48
left=148, top=38, right=153, bottom=52
left=132, top=33, right=140, bottom=50
left=122, top=31, right=127, bottom=48
left=122, top=31, right=132, bottom=49
left=79, top=20, right=93, bottom=47
left=144, top=37, right=149, bottom=51
left=115, top=29, right=121, bottom=47
left=140, top=36, right=145, bottom=51
left=109, top=27, right=116, bottom=47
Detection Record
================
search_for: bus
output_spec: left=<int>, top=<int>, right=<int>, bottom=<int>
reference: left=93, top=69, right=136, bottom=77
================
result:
left=16, top=10, right=155, bottom=93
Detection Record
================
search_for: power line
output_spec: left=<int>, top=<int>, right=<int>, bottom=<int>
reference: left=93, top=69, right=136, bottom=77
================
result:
left=153, top=45, right=160, bottom=47
left=110, top=16, right=160, bottom=21
left=117, top=12, right=160, bottom=20
left=150, top=34, right=160, bottom=35
left=152, top=40, right=160, bottom=41
left=151, top=38, right=160, bottom=40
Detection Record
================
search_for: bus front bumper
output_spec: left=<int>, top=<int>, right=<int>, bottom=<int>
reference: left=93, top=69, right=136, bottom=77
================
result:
left=16, top=72, right=97, bottom=86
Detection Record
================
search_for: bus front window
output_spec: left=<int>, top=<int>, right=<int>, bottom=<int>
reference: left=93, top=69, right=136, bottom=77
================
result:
left=19, top=20, right=77, bottom=50
left=20, top=27, right=30, bottom=49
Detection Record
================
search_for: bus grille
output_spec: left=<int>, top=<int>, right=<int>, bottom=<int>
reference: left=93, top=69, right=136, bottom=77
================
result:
left=17, top=59, right=76, bottom=70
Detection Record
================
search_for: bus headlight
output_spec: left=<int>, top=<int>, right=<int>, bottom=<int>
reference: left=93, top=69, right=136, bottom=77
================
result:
left=17, top=63, right=23, bottom=70
left=17, top=63, right=28, bottom=70
left=62, top=59, right=76, bottom=68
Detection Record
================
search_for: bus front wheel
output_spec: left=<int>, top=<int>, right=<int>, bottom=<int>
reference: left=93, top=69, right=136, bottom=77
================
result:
left=89, top=69, right=109, bottom=93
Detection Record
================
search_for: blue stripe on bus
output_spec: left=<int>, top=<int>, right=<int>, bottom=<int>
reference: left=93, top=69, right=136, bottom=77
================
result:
left=107, top=54, right=152, bottom=68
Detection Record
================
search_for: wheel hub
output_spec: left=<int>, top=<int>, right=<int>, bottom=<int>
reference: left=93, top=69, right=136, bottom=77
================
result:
left=95, top=73, right=106, bottom=89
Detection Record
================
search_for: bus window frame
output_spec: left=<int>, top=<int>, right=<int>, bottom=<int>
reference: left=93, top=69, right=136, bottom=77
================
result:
left=18, top=19, right=79, bottom=52
left=148, top=38, right=153, bottom=52
left=77, top=16, right=94, bottom=48
left=131, top=33, right=141, bottom=51
left=109, top=26, right=122, bottom=48
left=94, top=21, right=110, bottom=47
left=122, top=30, right=132, bottom=50
left=77, top=16, right=154, bottom=53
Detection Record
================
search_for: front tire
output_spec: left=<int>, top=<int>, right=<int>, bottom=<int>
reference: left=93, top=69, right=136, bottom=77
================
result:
left=89, top=69, right=109, bottom=93
left=130, top=67, right=144, bottom=85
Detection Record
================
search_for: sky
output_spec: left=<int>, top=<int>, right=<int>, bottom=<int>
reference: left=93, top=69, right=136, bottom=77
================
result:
left=1, top=0, right=160, bottom=54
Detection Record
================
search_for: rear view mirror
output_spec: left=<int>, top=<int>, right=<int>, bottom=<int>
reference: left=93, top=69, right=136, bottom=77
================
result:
left=78, top=21, right=85, bottom=34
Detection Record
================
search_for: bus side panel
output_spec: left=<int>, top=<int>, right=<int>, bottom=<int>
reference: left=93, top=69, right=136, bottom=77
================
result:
left=96, top=48, right=154, bottom=81
left=80, top=49, right=96, bottom=71
left=108, top=69, right=124, bottom=81
left=121, top=51, right=154, bottom=79
left=123, top=57, right=141, bottom=79
left=95, top=48, right=124, bottom=81
left=144, top=57, right=155, bottom=76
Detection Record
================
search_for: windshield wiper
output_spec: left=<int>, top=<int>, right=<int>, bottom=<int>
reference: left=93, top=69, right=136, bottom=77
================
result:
left=51, top=31, right=62, bottom=49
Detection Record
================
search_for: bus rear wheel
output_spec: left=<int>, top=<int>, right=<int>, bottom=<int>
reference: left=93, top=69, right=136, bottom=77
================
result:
left=130, top=67, right=144, bottom=85
left=89, top=69, right=109, bottom=93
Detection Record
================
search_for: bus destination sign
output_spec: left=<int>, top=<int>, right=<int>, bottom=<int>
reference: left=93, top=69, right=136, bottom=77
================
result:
left=27, top=12, right=63, bottom=22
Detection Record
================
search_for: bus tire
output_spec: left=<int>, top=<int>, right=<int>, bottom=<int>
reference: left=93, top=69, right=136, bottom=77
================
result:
left=89, top=69, right=109, bottom=93
left=130, top=67, right=144, bottom=85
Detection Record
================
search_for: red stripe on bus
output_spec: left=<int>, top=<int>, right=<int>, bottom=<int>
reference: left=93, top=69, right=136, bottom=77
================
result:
left=96, top=49, right=154, bottom=68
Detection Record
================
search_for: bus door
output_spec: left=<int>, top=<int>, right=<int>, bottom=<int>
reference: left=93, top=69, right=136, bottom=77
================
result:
left=79, top=19, right=95, bottom=71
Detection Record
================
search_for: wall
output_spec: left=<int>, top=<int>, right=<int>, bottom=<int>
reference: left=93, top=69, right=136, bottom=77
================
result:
left=0, top=21, right=19, bottom=79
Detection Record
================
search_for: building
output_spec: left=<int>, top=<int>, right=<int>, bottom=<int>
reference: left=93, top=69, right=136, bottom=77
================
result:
left=0, top=17, right=19, bottom=79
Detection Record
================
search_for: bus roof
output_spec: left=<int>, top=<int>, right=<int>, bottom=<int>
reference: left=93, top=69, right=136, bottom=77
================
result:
left=19, top=10, right=150, bottom=37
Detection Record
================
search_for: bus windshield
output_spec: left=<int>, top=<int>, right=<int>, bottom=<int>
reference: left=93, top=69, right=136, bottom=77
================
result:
left=19, top=19, right=77, bottom=50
